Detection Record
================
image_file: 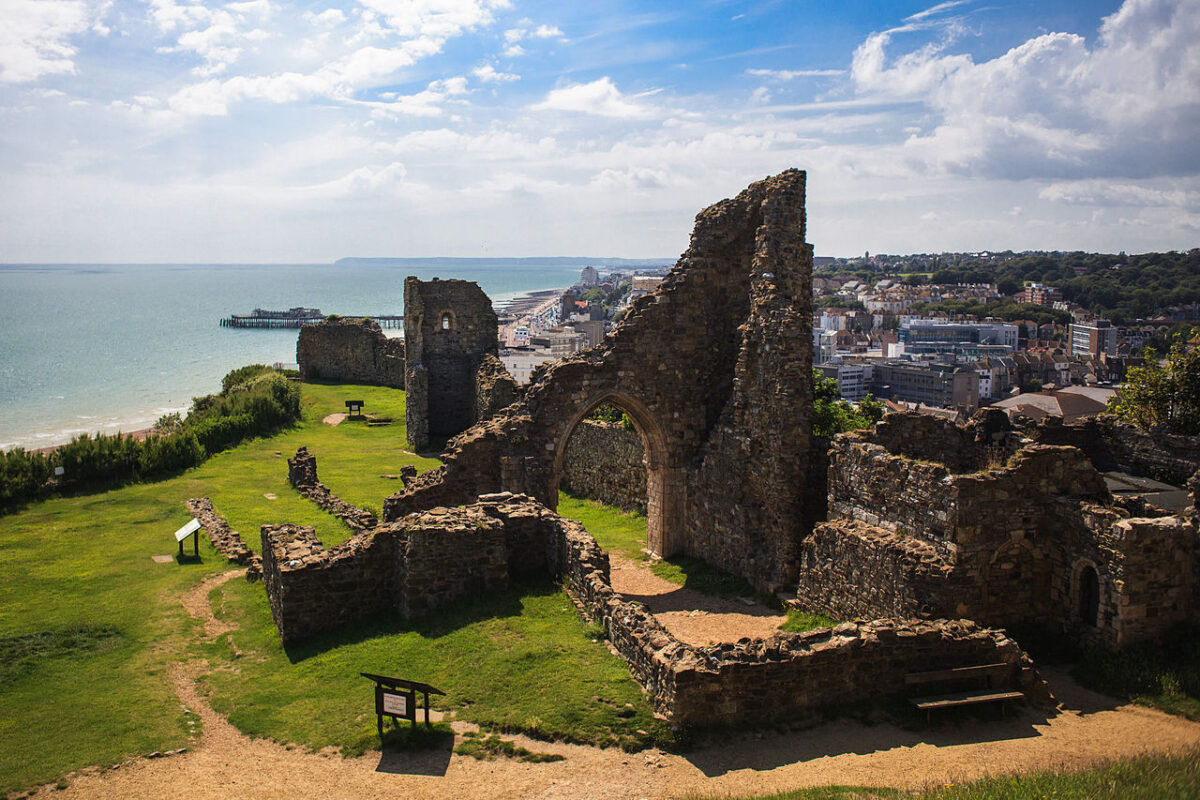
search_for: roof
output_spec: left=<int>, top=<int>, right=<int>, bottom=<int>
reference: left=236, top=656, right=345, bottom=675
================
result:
left=992, top=389, right=1110, bottom=422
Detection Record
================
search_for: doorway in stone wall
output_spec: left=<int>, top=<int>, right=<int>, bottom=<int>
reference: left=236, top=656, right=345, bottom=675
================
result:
left=549, top=393, right=678, bottom=558
left=1078, top=564, right=1101, bottom=628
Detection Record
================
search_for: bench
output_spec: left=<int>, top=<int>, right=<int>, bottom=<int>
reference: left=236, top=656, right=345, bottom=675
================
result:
left=906, top=663, right=1023, bottom=723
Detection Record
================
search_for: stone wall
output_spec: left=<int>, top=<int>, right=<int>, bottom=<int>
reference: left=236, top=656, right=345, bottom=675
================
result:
left=805, top=411, right=1199, bottom=647
left=474, top=353, right=521, bottom=423
left=404, top=278, right=501, bottom=451
left=386, top=170, right=815, bottom=594
left=186, top=497, right=261, bottom=578
left=287, top=447, right=377, bottom=531
left=1028, top=415, right=1200, bottom=485
left=561, top=420, right=647, bottom=513
left=296, top=317, right=404, bottom=387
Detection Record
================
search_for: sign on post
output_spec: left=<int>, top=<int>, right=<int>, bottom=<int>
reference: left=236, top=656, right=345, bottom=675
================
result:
left=361, top=672, right=445, bottom=741
left=173, top=518, right=202, bottom=559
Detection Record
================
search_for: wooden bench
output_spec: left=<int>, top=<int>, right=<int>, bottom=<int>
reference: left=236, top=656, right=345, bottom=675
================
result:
left=906, top=663, right=1023, bottom=723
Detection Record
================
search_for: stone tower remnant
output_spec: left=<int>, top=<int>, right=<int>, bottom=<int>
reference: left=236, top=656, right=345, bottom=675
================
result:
left=403, top=278, right=504, bottom=451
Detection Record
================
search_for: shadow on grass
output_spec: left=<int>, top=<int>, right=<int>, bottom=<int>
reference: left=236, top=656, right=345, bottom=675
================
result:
left=374, top=722, right=455, bottom=776
left=281, top=579, right=552, bottom=664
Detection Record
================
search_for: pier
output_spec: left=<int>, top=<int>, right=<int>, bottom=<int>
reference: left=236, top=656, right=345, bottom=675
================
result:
left=220, top=308, right=404, bottom=329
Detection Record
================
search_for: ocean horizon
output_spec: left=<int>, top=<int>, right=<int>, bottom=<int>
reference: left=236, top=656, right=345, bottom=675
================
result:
left=0, top=259, right=671, bottom=451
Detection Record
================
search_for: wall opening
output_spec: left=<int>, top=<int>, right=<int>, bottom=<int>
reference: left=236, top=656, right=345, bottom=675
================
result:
left=550, top=392, right=681, bottom=558
left=440, top=311, right=454, bottom=330
left=1078, top=564, right=1100, bottom=627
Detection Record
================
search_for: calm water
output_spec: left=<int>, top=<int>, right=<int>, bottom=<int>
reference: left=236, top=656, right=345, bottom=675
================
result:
left=0, top=261, right=595, bottom=450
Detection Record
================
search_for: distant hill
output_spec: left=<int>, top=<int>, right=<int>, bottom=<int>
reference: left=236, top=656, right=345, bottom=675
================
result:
left=334, top=256, right=676, bottom=268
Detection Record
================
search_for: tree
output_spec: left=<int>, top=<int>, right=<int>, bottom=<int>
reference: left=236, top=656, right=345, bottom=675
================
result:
left=1109, top=344, right=1200, bottom=434
left=812, top=370, right=880, bottom=438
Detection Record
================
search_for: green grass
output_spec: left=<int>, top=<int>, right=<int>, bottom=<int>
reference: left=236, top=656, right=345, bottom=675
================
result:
left=687, top=749, right=1200, bottom=799
left=1072, top=624, right=1200, bottom=721
left=199, top=575, right=674, bottom=757
left=779, top=609, right=839, bottom=634
left=454, top=730, right=564, bottom=763
left=0, top=382, right=434, bottom=793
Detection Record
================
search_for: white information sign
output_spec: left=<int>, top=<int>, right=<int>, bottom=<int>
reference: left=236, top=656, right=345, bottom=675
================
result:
left=381, top=692, right=408, bottom=717
left=173, top=518, right=201, bottom=543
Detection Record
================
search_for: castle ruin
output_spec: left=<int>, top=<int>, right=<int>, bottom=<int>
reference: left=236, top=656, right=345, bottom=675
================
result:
left=296, top=316, right=405, bottom=387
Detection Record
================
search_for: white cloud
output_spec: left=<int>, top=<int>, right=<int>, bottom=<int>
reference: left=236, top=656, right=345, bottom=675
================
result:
left=904, top=1, right=971, bottom=23
left=746, top=68, right=844, bottom=80
left=303, top=8, right=345, bottom=27
left=532, top=24, right=562, bottom=38
left=1040, top=180, right=1200, bottom=210
left=847, top=0, right=1200, bottom=181
left=502, top=43, right=525, bottom=57
left=0, top=0, right=91, bottom=83
left=473, top=63, right=518, bottom=83
left=532, top=77, right=658, bottom=119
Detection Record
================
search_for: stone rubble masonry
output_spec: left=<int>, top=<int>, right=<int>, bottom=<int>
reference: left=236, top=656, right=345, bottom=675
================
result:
left=262, top=493, right=1041, bottom=725
left=802, top=410, right=1200, bottom=647
left=386, top=169, right=814, bottom=593
left=474, top=353, right=522, bottom=424
left=404, top=278, right=504, bottom=451
left=287, top=447, right=378, bottom=531
left=296, top=317, right=405, bottom=387
left=561, top=420, right=648, bottom=514
left=185, top=497, right=262, bottom=580
left=1026, top=414, right=1200, bottom=486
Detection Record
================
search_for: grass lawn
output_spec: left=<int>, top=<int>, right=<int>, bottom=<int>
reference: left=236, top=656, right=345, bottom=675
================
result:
left=0, top=382, right=434, bottom=793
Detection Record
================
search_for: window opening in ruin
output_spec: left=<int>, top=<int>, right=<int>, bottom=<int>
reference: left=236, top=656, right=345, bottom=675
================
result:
left=1079, top=565, right=1100, bottom=627
left=440, top=312, right=453, bottom=330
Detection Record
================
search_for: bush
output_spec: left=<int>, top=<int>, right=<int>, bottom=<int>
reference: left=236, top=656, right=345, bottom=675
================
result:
left=0, top=365, right=301, bottom=512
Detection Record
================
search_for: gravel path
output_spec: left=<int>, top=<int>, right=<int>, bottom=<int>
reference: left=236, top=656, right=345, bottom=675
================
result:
left=33, top=567, right=1200, bottom=800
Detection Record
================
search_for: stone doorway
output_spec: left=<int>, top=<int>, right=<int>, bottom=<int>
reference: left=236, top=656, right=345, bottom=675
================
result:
left=550, top=392, right=683, bottom=558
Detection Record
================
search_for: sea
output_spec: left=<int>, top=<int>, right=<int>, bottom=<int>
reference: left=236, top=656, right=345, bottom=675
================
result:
left=0, top=259, right=665, bottom=451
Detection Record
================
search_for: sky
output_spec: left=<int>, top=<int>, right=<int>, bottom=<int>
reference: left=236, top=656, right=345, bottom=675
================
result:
left=1, top=0, right=1197, bottom=262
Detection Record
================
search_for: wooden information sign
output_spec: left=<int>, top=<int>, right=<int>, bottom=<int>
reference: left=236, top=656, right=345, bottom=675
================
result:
left=172, top=518, right=201, bottom=559
left=345, top=400, right=364, bottom=418
left=361, top=672, right=445, bottom=739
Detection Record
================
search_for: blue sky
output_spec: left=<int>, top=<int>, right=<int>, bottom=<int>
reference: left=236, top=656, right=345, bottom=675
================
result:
left=1, top=0, right=1196, bottom=261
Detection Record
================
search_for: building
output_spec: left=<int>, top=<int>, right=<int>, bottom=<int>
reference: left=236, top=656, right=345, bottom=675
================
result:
left=817, top=362, right=872, bottom=401
left=869, top=361, right=979, bottom=410
left=579, top=266, right=600, bottom=286
left=1022, top=283, right=1062, bottom=306
left=1069, top=319, right=1119, bottom=359
left=813, top=328, right=837, bottom=364
left=900, top=320, right=1019, bottom=351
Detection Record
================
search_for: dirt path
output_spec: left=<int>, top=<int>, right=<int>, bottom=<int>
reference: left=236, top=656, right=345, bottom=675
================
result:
left=38, top=569, right=1200, bottom=800
left=608, top=553, right=787, bottom=646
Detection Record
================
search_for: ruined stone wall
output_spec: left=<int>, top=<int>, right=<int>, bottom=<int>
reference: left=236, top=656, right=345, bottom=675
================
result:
left=287, top=447, right=378, bottom=531
left=863, top=413, right=989, bottom=472
left=386, top=170, right=815, bottom=594
left=260, top=524, right=399, bottom=644
left=561, top=420, right=647, bottom=514
left=396, top=509, right=509, bottom=619
left=1028, top=415, right=1200, bottom=485
left=186, top=497, right=261, bottom=578
left=296, top=317, right=404, bottom=387
left=796, top=520, right=966, bottom=620
left=1104, top=515, right=1197, bottom=644
left=474, top=353, right=520, bottom=423
left=404, top=278, right=499, bottom=451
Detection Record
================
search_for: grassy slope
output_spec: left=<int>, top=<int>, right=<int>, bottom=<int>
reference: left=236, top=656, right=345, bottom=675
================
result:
left=0, top=383, right=434, bottom=793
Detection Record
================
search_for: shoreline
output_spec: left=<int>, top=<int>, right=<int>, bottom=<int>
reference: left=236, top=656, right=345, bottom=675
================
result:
left=29, top=427, right=154, bottom=457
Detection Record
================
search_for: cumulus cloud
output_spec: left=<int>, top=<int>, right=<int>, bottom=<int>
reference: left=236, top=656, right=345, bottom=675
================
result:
left=473, top=63, right=518, bottom=83
left=848, top=0, right=1200, bottom=181
left=532, top=77, right=658, bottom=119
left=0, top=0, right=91, bottom=83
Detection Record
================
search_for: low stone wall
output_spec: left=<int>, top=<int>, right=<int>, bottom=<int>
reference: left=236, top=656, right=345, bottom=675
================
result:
left=288, top=447, right=378, bottom=531
left=561, top=420, right=647, bottom=513
left=796, top=520, right=963, bottom=620
left=297, top=317, right=405, bottom=387
left=1029, top=415, right=1200, bottom=485
left=186, top=497, right=261, bottom=579
left=264, top=492, right=1041, bottom=725
left=260, top=523, right=398, bottom=643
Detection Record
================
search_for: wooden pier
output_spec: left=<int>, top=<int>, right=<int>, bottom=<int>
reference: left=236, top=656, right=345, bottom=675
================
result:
left=220, top=308, right=404, bottom=329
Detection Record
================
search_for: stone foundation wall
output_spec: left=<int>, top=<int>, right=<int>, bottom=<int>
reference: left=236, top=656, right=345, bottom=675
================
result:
left=186, top=497, right=261, bottom=578
left=296, top=317, right=404, bottom=387
left=397, top=508, right=509, bottom=619
left=561, top=420, right=647, bottom=513
left=1028, top=415, right=1200, bottom=485
left=287, top=447, right=378, bottom=531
